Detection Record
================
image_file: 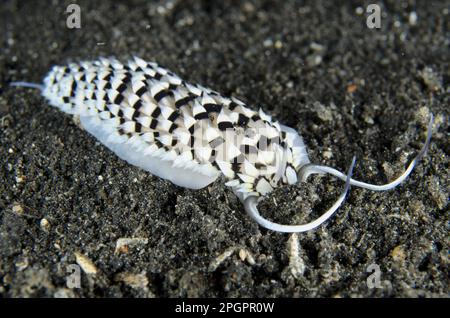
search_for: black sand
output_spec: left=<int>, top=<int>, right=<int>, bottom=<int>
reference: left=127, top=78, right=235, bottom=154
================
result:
left=0, top=0, right=448, bottom=297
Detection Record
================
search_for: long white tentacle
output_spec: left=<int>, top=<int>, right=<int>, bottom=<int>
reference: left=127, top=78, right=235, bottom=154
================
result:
left=244, top=156, right=356, bottom=233
left=299, top=114, right=433, bottom=191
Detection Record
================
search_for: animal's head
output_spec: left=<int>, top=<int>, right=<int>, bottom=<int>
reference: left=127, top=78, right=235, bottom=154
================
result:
left=235, top=113, right=433, bottom=233
left=216, top=109, right=311, bottom=200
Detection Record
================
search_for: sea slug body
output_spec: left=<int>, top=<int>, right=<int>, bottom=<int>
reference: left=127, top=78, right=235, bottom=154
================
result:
left=10, top=57, right=433, bottom=233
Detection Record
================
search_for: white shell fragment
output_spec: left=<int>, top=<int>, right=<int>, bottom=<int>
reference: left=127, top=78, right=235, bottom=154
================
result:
left=74, top=251, right=98, bottom=275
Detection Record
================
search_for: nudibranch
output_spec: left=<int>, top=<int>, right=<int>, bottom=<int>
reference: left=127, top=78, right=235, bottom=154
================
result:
left=10, top=57, right=433, bottom=233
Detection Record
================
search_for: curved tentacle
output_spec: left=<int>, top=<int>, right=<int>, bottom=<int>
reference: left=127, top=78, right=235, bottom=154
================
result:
left=244, top=156, right=356, bottom=233
left=298, top=114, right=433, bottom=191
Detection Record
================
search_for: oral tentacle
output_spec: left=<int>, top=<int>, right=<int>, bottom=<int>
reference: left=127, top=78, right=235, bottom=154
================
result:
left=298, top=114, right=433, bottom=192
left=244, top=156, right=356, bottom=233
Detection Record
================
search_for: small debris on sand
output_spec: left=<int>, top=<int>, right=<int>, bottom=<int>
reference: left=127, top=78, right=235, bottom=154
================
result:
left=74, top=252, right=98, bottom=275
left=114, top=271, right=149, bottom=289
left=115, top=237, right=149, bottom=254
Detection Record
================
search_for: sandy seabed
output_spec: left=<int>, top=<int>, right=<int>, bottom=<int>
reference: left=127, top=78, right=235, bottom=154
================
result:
left=0, top=0, right=448, bottom=297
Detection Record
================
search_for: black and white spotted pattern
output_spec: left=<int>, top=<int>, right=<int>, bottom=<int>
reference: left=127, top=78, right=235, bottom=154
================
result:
left=41, top=57, right=310, bottom=201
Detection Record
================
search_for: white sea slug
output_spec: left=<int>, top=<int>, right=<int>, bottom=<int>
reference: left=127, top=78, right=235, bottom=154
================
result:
left=10, top=57, right=433, bottom=233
